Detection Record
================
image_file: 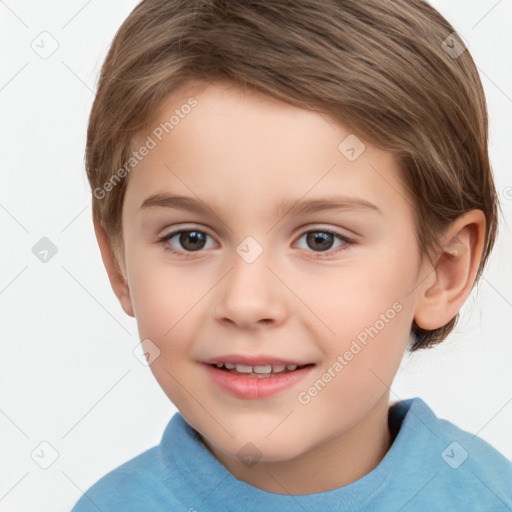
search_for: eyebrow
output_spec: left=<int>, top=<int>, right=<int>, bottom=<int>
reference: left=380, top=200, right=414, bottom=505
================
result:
left=139, top=193, right=383, bottom=217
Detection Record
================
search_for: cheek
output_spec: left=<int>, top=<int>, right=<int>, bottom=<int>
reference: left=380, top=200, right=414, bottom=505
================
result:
left=313, top=252, right=415, bottom=340
left=307, top=250, right=416, bottom=385
left=128, top=254, right=207, bottom=334
left=127, top=264, right=206, bottom=406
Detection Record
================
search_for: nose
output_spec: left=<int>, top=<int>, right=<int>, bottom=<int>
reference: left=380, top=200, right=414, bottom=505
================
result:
left=214, top=244, right=287, bottom=329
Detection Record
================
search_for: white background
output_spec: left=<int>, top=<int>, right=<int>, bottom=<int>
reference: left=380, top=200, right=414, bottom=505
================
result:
left=1, top=1, right=511, bottom=511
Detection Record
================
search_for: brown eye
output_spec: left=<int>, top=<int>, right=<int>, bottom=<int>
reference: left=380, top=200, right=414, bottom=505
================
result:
left=296, top=229, right=352, bottom=255
left=160, top=229, right=213, bottom=253
left=305, top=231, right=336, bottom=252
left=177, top=231, right=207, bottom=251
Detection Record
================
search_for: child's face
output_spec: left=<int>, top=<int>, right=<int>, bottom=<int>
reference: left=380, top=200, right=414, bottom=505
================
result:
left=121, top=79, right=428, bottom=469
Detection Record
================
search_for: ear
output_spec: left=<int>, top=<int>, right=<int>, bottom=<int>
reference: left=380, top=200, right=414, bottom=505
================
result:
left=414, top=210, right=486, bottom=330
left=93, top=218, right=135, bottom=317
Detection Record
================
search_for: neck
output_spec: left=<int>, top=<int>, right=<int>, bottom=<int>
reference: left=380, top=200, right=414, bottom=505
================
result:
left=201, top=393, right=393, bottom=495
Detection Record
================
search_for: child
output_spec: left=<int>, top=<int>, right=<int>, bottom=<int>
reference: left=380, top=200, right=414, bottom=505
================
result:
left=71, top=0, right=512, bottom=510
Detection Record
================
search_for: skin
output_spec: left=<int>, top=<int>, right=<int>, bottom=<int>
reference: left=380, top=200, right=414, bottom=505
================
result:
left=95, top=78, right=486, bottom=494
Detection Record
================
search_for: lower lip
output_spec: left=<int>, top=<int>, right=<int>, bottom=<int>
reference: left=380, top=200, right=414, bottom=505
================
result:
left=203, top=364, right=315, bottom=399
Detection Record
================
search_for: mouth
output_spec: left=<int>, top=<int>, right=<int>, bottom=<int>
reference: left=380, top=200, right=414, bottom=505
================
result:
left=204, top=362, right=316, bottom=399
left=209, top=362, right=315, bottom=378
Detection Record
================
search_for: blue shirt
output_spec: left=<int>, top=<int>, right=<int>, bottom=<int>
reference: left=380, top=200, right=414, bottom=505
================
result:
left=70, top=397, right=512, bottom=511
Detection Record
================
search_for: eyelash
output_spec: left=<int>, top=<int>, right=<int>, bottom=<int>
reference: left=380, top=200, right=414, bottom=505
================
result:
left=157, top=227, right=354, bottom=259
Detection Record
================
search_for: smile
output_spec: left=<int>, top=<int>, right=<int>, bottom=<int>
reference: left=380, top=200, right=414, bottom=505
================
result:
left=212, top=362, right=309, bottom=375
left=203, top=363, right=316, bottom=399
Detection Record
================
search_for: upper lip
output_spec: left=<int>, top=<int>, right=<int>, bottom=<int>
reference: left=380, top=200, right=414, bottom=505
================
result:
left=203, top=354, right=313, bottom=366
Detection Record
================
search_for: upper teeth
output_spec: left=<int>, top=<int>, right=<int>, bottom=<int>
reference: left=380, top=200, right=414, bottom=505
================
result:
left=215, top=362, right=299, bottom=373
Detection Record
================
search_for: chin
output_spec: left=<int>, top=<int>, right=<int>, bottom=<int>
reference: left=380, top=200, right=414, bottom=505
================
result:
left=212, top=430, right=307, bottom=464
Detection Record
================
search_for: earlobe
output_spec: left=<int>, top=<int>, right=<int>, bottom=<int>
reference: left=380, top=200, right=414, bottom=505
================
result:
left=414, top=210, right=486, bottom=331
left=93, top=218, right=135, bottom=318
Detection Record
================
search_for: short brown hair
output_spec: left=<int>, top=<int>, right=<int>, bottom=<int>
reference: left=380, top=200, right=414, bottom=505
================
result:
left=86, top=0, right=498, bottom=351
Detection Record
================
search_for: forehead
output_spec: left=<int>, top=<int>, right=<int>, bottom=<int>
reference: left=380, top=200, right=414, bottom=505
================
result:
left=125, top=79, right=412, bottom=225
